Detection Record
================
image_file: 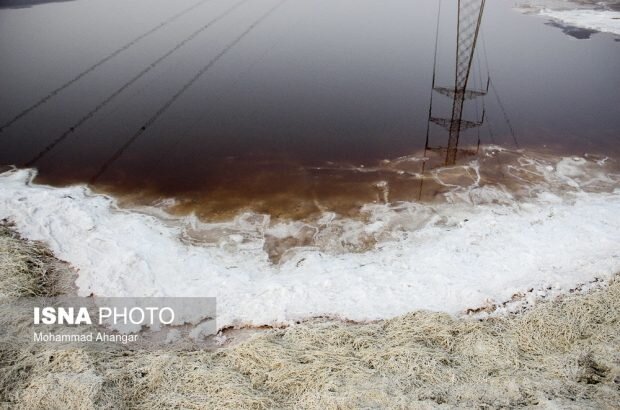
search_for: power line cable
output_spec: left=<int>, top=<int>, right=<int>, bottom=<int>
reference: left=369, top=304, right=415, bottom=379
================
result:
left=0, top=0, right=213, bottom=134
left=26, top=0, right=249, bottom=167
left=419, top=0, right=443, bottom=200
left=90, top=0, right=288, bottom=184
left=480, top=29, right=519, bottom=148
left=154, top=5, right=304, bottom=165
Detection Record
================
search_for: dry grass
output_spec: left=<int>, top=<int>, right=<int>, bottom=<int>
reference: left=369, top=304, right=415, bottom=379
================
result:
left=1, top=223, right=619, bottom=409
left=0, top=221, right=74, bottom=298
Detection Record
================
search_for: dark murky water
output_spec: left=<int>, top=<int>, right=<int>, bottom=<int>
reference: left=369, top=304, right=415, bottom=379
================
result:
left=1, top=0, right=619, bottom=218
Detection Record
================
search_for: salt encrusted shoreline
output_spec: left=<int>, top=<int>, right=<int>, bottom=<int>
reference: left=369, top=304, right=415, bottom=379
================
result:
left=2, top=149, right=619, bottom=330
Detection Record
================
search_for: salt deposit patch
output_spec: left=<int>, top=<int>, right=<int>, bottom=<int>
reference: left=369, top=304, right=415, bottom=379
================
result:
left=539, top=8, right=620, bottom=35
left=1, top=153, right=620, bottom=329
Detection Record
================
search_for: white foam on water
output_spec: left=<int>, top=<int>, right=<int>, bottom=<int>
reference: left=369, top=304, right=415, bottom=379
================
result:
left=1, top=151, right=620, bottom=329
left=539, top=8, right=620, bottom=35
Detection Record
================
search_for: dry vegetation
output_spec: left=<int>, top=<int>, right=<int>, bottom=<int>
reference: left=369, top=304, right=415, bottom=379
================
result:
left=0, top=222, right=619, bottom=409
left=0, top=222, right=73, bottom=298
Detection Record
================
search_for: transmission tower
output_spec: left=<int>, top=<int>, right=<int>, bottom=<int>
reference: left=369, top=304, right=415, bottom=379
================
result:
left=426, top=0, right=488, bottom=166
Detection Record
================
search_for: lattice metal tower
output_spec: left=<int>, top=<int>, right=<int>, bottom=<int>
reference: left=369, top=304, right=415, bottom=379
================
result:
left=427, top=0, right=488, bottom=165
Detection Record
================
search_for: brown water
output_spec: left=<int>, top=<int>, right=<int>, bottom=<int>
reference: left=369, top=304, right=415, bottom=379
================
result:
left=0, top=0, right=619, bottom=219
